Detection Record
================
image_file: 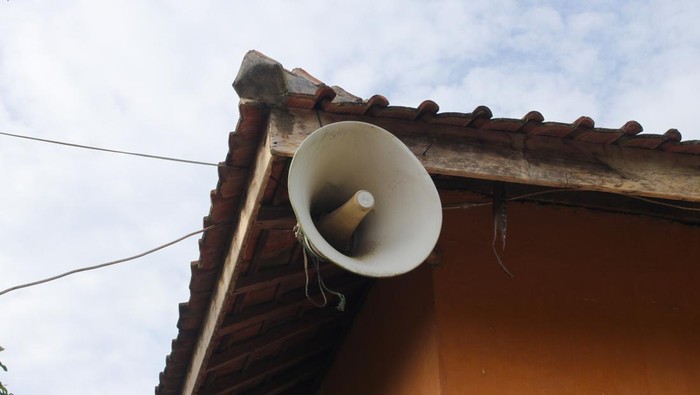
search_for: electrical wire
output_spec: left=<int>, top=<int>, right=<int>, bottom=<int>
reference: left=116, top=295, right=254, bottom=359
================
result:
left=0, top=224, right=223, bottom=297
left=442, top=188, right=700, bottom=212
left=0, top=131, right=221, bottom=167
left=4, top=131, right=700, bottom=293
left=5, top=131, right=699, bottom=212
left=626, top=194, right=700, bottom=212
left=442, top=188, right=581, bottom=209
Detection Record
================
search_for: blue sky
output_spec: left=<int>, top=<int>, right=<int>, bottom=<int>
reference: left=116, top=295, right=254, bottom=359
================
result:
left=1, top=1, right=700, bottom=394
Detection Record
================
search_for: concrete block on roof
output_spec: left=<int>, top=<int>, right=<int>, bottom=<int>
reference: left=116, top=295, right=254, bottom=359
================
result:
left=233, top=50, right=323, bottom=105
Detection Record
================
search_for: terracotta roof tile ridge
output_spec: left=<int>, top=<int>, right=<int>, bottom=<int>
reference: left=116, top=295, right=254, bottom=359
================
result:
left=523, top=111, right=545, bottom=123
left=234, top=50, right=700, bottom=154
left=621, top=120, right=644, bottom=135
left=328, top=85, right=363, bottom=103
left=155, top=98, right=271, bottom=395
left=664, top=128, right=682, bottom=142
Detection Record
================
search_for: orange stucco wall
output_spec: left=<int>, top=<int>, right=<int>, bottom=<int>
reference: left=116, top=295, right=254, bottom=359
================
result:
left=319, top=262, right=441, bottom=395
left=321, top=202, right=700, bottom=394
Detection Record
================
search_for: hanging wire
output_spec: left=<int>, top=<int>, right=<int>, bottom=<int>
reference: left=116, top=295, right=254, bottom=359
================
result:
left=0, top=224, right=224, bottom=297
left=627, top=194, right=700, bottom=212
left=442, top=186, right=700, bottom=278
left=443, top=188, right=700, bottom=212
left=0, top=131, right=221, bottom=167
left=5, top=129, right=700, bottom=294
left=294, top=224, right=346, bottom=311
left=491, top=186, right=513, bottom=278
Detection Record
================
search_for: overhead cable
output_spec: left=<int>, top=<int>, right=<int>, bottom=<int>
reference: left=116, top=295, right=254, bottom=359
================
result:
left=0, top=131, right=220, bottom=167
left=0, top=224, right=224, bottom=297
left=442, top=188, right=700, bottom=212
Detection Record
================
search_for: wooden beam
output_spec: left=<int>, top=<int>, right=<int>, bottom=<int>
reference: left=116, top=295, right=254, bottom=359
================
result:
left=206, top=306, right=340, bottom=373
left=268, top=108, right=700, bottom=203
left=437, top=181, right=700, bottom=225
left=233, top=260, right=337, bottom=295
left=203, top=340, right=333, bottom=395
left=216, top=276, right=367, bottom=338
left=179, top=130, right=275, bottom=395
left=236, top=359, right=322, bottom=395
left=255, top=206, right=296, bottom=230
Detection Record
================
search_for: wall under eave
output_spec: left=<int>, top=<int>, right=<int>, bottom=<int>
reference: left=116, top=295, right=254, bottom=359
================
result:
left=320, top=202, right=700, bottom=394
left=319, top=262, right=441, bottom=395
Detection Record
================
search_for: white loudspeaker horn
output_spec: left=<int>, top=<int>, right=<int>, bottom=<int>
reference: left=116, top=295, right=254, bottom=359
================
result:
left=288, top=121, right=442, bottom=277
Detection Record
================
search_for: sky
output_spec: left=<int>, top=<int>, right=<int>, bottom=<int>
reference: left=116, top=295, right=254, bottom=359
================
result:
left=1, top=1, right=699, bottom=394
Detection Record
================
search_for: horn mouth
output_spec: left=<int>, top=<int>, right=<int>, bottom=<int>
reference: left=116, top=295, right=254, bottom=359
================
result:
left=288, top=121, right=442, bottom=278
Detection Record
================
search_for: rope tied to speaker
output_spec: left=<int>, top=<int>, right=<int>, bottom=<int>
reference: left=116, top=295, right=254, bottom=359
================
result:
left=294, top=224, right=346, bottom=312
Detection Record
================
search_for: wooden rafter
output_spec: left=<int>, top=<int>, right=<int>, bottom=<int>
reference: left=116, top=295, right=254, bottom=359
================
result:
left=269, top=108, right=700, bottom=203
left=180, top=131, right=276, bottom=395
left=206, top=307, right=340, bottom=373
